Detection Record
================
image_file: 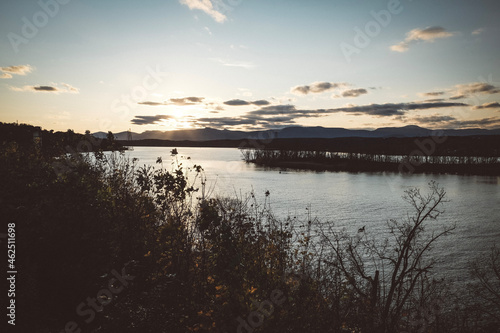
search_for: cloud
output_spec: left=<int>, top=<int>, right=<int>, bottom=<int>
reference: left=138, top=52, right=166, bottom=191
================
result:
left=341, top=88, right=368, bottom=98
left=179, top=0, right=227, bottom=23
left=9, top=83, right=79, bottom=94
left=131, top=115, right=173, bottom=125
left=211, top=58, right=256, bottom=69
left=224, top=99, right=250, bottom=106
left=223, top=99, right=271, bottom=106
left=249, top=105, right=302, bottom=115
left=329, top=103, right=408, bottom=117
left=472, top=102, right=500, bottom=110
left=138, top=101, right=166, bottom=106
left=34, top=86, right=58, bottom=92
left=193, top=114, right=297, bottom=129
left=195, top=117, right=259, bottom=127
left=449, top=94, right=466, bottom=100
left=252, top=100, right=271, bottom=106
left=472, top=28, right=484, bottom=35
left=291, top=81, right=348, bottom=95
left=211, top=104, right=225, bottom=111
left=62, top=83, right=79, bottom=93
left=391, top=26, right=455, bottom=52
left=419, top=91, right=446, bottom=97
left=138, top=97, right=205, bottom=106
left=450, top=82, right=500, bottom=99
left=137, top=97, right=208, bottom=106
left=162, top=100, right=471, bottom=130
left=411, top=114, right=500, bottom=129
left=247, top=102, right=467, bottom=119
left=413, top=115, right=457, bottom=124
left=423, top=98, right=446, bottom=103
left=169, top=97, right=205, bottom=105
left=449, top=117, right=500, bottom=128
left=0, top=64, right=33, bottom=78
left=292, top=82, right=367, bottom=98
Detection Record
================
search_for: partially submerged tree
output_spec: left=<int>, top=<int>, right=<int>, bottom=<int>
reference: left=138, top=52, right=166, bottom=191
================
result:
left=319, top=181, right=454, bottom=332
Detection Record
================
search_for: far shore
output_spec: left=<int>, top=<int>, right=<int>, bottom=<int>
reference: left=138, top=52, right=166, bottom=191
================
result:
left=117, top=136, right=500, bottom=176
left=249, top=159, right=500, bottom=176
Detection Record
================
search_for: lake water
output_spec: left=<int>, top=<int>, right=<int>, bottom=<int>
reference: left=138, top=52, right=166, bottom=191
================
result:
left=123, top=146, right=500, bottom=285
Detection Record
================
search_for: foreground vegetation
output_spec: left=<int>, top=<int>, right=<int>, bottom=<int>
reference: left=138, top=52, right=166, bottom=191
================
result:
left=1, top=122, right=499, bottom=332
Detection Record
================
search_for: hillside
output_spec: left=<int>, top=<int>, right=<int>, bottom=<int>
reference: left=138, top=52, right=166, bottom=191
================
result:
left=95, top=125, right=500, bottom=141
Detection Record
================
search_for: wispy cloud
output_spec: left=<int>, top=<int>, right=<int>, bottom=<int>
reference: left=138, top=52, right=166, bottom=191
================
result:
left=450, top=82, right=500, bottom=100
left=184, top=101, right=470, bottom=130
left=326, top=102, right=467, bottom=117
left=138, top=97, right=205, bottom=106
left=211, top=58, right=256, bottom=69
left=472, top=102, right=500, bottom=110
left=9, top=82, right=79, bottom=94
left=0, top=64, right=33, bottom=79
left=412, top=115, right=457, bottom=124
left=423, top=98, right=446, bottom=103
left=451, top=117, right=500, bottom=128
left=131, top=115, right=173, bottom=125
left=138, top=101, right=166, bottom=106
left=179, top=0, right=227, bottom=23
left=223, top=99, right=271, bottom=106
left=193, top=114, right=297, bottom=129
left=291, top=81, right=348, bottom=95
left=419, top=91, right=446, bottom=97
left=340, top=88, right=368, bottom=98
left=409, top=113, right=500, bottom=129
left=248, top=101, right=468, bottom=118
left=472, top=28, right=485, bottom=35
left=391, top=26, right=455, bottom=52
left=252, top=100, right=271, bottom=106
left=170, top=96, right=205, bottom=105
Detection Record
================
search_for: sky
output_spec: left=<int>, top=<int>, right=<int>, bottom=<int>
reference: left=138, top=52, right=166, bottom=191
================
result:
left=1, top=0, right=500, bottom=133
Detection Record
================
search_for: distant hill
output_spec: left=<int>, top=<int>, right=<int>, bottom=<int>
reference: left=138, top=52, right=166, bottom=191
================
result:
left=94, top=125, right=500, bottom=141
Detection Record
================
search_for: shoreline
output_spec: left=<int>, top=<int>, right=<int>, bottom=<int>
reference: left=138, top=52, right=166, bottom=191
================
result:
left=249, top=159, right=500, bottom=176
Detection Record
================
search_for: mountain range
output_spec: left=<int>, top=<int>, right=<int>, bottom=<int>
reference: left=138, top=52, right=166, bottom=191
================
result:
left=93, top=125, right=500, bottom=141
